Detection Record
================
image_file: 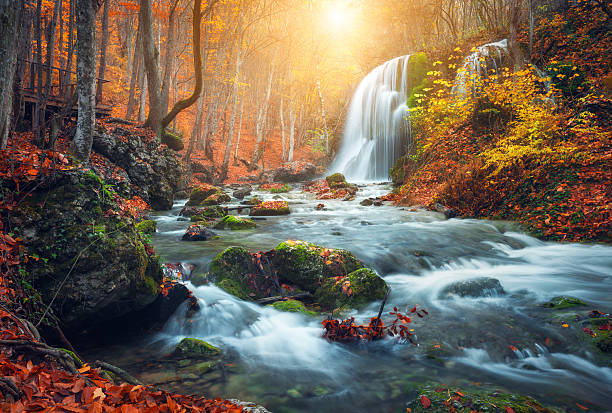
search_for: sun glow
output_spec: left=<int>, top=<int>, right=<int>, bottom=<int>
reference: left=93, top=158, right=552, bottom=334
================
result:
left=324, top=2, right=355, bottom=32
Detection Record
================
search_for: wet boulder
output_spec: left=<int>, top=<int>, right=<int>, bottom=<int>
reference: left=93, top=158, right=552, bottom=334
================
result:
left=180, top=205, right=227, bottom=219
left=541, top=296, right=586, bottom=309
left=440, top=277, right=506, bottom=298
left=233, top=186, right=252, bottom=199
left=185, top=184, right=223, bottom=206
left=202, top=191, right=231, bottom=206
left=208, top=247, right=257, bottom=298
left=272, top=240, right=364, bottom=291
left=182, top=224, right=218, bottom=241
left=270, top=161, right=317, bottom=183
left=250, top=201, right=290, bottom=216
left=174, top=338, right=222, bottom=359
left=315, top=268, right=387, bottom=310
left=360, top=199, right=374, bottom=206
left=214, top=216, right=256, bottom=230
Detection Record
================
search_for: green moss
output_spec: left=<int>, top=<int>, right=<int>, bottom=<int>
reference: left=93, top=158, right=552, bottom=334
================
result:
left=271, top=299, right=317, bottom=316
left=186, top=185, right=220, bottom=206
left=405, top=52, right=431, bottom=108
left=175, top=338, right=222, bottom=359
left=593, top=330, right=612, bottom=353
left=214, top=215, right=256, bottom=230
left=325, top=173, right=346, bottom=185
left=203, top=191, right=231, bottom=206
left=217, top=278, right=251, bottom=300
left=60, top=348, right=84, bottom=367
left=190, top=272, right=207, bottom=286
left=406, top=383, right=555, bottom=413
left=315, top=268, right=387, bottom=310
left=248, top=197, right=262, bottom=205
left=135, top=219, right=156, bottom=234
left=141, top=276, right=159, bottom=296
left=542, top=296, right=586, bottom=309
left=209, top=246, right=256, bottom=295
left=161, top=130, right=185, bottom=151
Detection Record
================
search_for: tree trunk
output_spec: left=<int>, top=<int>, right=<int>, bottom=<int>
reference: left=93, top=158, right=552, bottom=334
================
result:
left=62, top=0, right=75, bottom=97
left=138, top=72, right=147, bottom=123
left=139, top=0, right=163, bottom=134
left=33, top=0, right=43, bottom=143
left=71, top=0, right=98, bottom=161
left=11, top=1, right=32, bottom=134
left=233, top=85, right=244, bottom=164
left=126, top=27, right=141, bottom=120
left=288, top=99, right=296, bottom=162
left=220, top=46, right=242, bottom=181
left=508, top=0, right=525, bottom=70
left=160, top=1, right=178, bottom=116
left=0, top=0, right=23, bottom=148
left=251, top=61, right=275, bottom=167
left=96, top=0, right=110, bottom=101
left=279, top=97, right=287, bottom=161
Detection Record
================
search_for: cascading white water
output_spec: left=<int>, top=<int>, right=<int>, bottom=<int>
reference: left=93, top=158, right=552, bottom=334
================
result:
left=451, top=39, right=508, bottom=96
left=329, top=55, right=414, bottom=181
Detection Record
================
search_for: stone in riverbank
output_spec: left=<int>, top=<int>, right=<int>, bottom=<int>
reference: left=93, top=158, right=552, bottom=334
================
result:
left=316, top=268, right=387, bottom=309
left=186, top=184, right=230, bottom=207
left=180, top=205, right=227, bottom=219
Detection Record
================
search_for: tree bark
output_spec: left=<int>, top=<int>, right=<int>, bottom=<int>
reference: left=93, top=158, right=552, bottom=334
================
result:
left=288, top=98, right=296, bottom=162
left=126, top=26, right=142, bottom=120
left=220, top=45, right=242, bottom=181
left=279, top=97, right=287, bottom=161
left=160, top=1, right=178, bottom=116
left=251, top=60, right=275, bottom=167
left=11, top=1, right=32, bottom=134
left=71, top=0, right=98, bottom=161
left=0, top=0, right=23, bottom=148
left=139, top=0, right=163, bottom=133
left=508, top=0, right=525, bottom=70
left=96, top=0, right=110, bottom=101
left=233, top=83, right=245, bottom=164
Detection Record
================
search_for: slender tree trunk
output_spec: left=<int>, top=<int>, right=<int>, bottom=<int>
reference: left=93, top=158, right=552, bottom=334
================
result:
left=139, top=0, right=163, bottom=133
left=233, top=85, right=244, bottom=164
left=251, top=61, right=275, bottom=167
left=39, top=0, right=61, bottom=145
left=138, top=72, right=147, bottom=123
left=508, top=0, right=525, bottom=69
left=62, top=0, right=75, bottom=98
left=315, top=76, right=329, bottom=154
left=96, top=0, right=110, bottom=101
left=71, top=0, right=98, bottom=161
left=288, top=99, right=296, bottom=162
left=279, top=97, right=287, bottom=161
left=220, top=46, right=242, bottom=181
left=0, top=0, right=23, bottom=148
left=126, top=26, right=142, bottom=120
left=33, top=0, right=43, bottom=142
left=160, top=2, right=178, bottom=116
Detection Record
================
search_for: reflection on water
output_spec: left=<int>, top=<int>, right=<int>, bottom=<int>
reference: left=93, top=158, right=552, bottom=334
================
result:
left=87, top=184, right=612, bottom=412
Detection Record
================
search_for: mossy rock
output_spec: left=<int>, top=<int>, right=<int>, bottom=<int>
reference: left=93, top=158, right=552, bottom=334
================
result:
left=214, top=215, right=256, bottom=230
left=135, top=219, right=156, bottom=234
left=186, top=185, right=221, bottom=206
left=208, top=246, right=257, bottom=296
left=190, top=215, right=213, bottom=224
left=217, top=278, right=251, bottom=301
left=181, top=205, right=227, bottom=219
left=325, top=173, right=346, bottom=185
left=593, top=330, right=612, bottom=353
left=405, top=383, right=555, bottom=413
left=271, top=299, right=317, bottom=316
left=190, top=272, right=207, bottom=287
left=250, top=201, right=290, bottom=216
left=174, top=338, right=221, bottom=359
left=315, top=268, right=387, bottom=310
left=203, top=191, right=231, bottom=206
left=161, top=130, right=184, bottom=151
left=272, top=240, right=363, bottom=292
left=542, top=296, right=586, bottom=309
left=247, top=197, right=262, bottom=205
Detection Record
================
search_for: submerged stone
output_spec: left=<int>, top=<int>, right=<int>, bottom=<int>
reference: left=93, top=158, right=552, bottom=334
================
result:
left=174, top=338, right=222, bottom=359
left=542, top=296, right=587, bottom=309
left=440, top=277, right=506, bottom=298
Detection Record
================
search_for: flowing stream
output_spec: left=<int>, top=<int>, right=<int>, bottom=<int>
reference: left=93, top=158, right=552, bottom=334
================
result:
left=86, top=185, right=612, bottom=412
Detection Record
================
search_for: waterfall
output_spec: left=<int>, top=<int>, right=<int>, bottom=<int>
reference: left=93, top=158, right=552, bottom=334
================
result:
left=328, top=55, right=414, bottom=181
left=451, top=39, right=509, bottom=96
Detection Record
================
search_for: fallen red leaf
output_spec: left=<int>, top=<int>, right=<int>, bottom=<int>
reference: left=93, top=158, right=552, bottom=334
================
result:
left=421, top=395, right=431, bottom=408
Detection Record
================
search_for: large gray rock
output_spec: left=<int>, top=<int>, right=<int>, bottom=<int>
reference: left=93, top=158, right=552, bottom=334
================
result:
left=440, top=277, right=506, bottom=298
left=10, top=170, right=163, bottom=331
left=92, top=125, right=181, bottom=210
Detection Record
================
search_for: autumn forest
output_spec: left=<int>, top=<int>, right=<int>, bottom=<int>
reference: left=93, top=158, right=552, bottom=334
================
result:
left=0, top=0, right=611, bottom=412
